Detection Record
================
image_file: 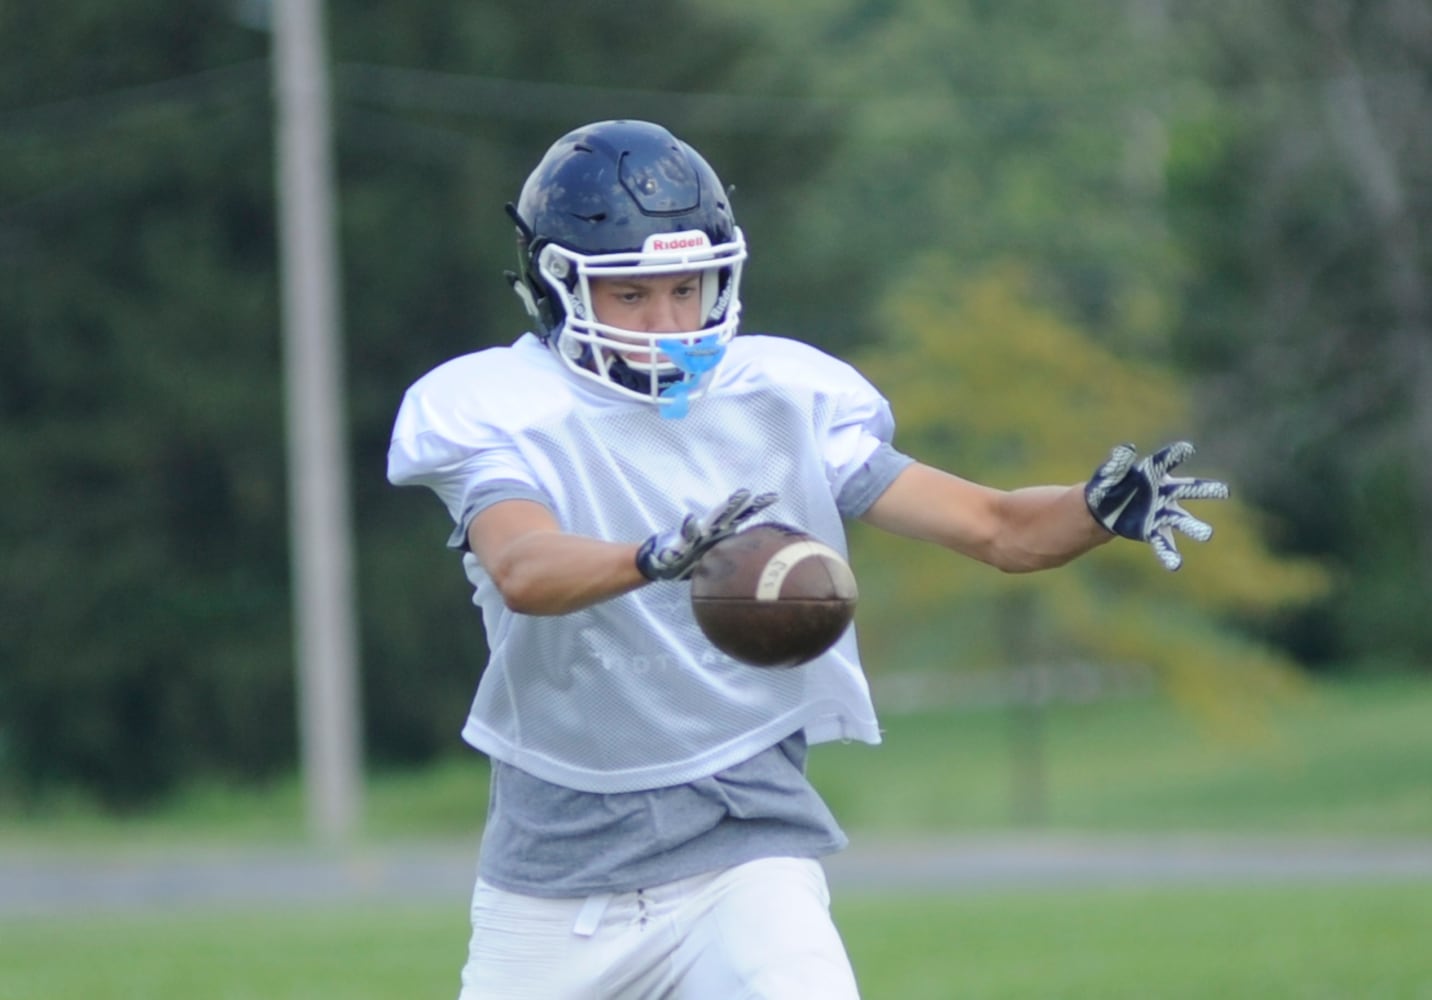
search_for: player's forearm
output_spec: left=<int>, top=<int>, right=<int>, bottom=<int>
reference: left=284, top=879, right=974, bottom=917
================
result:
left=985, top=483, right=1112, bottom=572
left=862, top=464, right=1109, bottom=573
left=485, top=531, right=648, bottom=616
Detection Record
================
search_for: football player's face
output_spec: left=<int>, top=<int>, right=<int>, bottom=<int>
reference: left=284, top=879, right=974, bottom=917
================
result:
left=590, top=273, right=703, bottom=362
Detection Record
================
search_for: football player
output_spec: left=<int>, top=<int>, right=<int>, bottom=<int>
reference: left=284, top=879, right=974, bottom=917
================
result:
left=388, top=119, right=1228, bottom=999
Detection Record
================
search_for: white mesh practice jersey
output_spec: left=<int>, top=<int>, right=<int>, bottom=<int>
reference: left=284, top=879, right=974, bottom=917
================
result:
left=387, top=332, right=895, bottom=793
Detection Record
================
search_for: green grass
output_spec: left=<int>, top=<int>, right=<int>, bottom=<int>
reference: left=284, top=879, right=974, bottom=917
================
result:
left=0, top=904, right=461, bottom=1000
left=809, top=672, right=1432, bottom=836
left=0, top=756, right=489, bottom=852
left=2, top=676, right=1430, bottom=998
left=3, top=674, right=1430, bottom=848
left=3, top=884, right=1430, bottom=999
left=839, top=883, right=1432, bottom=999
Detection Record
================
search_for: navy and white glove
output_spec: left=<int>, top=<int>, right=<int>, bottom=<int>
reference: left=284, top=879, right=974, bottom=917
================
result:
left=1084, top=441, right=1229, bottom=571
left=635, top=489, right=779, bottom=582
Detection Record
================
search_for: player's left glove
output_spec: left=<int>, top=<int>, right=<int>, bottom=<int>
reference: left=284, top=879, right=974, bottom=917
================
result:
left=1084, top=441, right=1229, bottom=571
left=636, top=489, right=779, bottom=581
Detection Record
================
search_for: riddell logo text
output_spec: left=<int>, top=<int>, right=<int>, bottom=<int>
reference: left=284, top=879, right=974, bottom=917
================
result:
left=650, top=235, right=709, bottom=251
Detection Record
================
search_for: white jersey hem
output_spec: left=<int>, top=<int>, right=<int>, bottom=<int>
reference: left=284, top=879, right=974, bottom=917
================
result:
left=461, top=700, right=882, bottom=795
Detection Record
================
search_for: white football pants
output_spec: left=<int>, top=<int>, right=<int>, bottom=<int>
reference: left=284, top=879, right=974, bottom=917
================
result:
left=457, top=856, right=861, bottom=999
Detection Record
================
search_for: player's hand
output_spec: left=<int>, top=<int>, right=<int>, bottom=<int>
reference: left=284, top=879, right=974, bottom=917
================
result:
left=636, top=489, right=779, bottom=581
left=1084, top=441, right=1229, bottom=571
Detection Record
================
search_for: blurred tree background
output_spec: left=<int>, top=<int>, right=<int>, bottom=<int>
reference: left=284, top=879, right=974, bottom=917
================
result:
left=0, top=0, right=1425, bottom=809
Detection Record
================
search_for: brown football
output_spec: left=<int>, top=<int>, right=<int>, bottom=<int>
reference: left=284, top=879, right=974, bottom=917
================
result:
left=690, top=523, right=858, bottom=668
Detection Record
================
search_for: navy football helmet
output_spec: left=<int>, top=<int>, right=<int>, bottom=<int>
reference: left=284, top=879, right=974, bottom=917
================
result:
left=506, top=120, right=747, bottom=413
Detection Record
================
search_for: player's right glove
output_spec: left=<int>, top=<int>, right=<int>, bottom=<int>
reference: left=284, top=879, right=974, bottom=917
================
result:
left=1084, top=441, right=1230, bottom=571
left=636, top=489, right=779, bottom=581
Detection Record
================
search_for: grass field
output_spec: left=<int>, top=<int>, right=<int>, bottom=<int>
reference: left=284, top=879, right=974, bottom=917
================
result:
left=2, top=883, right=1430, bottom=999
left=2, top=675, right=1430, bottom=998
left=4, top=674, right=1430, bottom=847
left=810, top=671, right=1432, bottom=836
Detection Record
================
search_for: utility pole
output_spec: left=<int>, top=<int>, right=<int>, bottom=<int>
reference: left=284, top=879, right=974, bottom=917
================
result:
left=271, top=0, right=363, bottom=845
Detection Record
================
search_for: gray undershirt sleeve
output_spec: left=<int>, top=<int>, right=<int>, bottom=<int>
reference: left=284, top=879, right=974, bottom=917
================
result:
left=446, top=478, right=557, bottom=550
left=836, top=441, right=916, bottom=519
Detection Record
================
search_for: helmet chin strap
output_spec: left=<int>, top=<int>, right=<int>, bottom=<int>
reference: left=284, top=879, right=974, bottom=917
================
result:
left=550, top=312, right=728, bottom=417
left=562, top=337, right=717, bottom=421
left=553, top=327, right=678, bottom=389
left=557, top=315, right=685, bottom=392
